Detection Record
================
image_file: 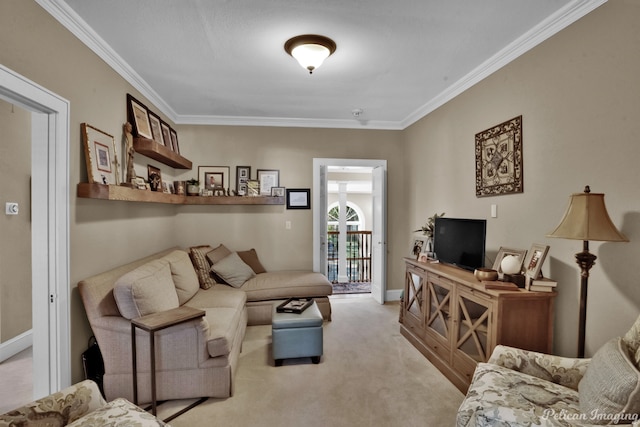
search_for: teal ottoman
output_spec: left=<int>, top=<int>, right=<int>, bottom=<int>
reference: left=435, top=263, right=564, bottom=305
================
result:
left=272, top=301, right=323, bottom=366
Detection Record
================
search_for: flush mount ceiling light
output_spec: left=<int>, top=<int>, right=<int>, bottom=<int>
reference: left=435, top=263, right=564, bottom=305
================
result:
left=284, top=34, right=336, bottom=74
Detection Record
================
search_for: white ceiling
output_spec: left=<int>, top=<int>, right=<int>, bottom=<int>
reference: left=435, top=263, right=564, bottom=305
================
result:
left=41, top=0, right=604, bottom=130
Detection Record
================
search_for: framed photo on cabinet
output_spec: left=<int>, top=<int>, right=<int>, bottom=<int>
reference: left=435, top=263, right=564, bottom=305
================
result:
left=523, top=244, right=549, bottom=280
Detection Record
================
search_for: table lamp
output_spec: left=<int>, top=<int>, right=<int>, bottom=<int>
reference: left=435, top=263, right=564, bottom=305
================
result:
left=546, top=185, right=628, bottom=357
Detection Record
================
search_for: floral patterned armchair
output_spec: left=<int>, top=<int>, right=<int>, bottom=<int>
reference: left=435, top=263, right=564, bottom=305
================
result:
left=457, top=315, right=640, bottom=427
left=0, top=379, right=168, bottom=427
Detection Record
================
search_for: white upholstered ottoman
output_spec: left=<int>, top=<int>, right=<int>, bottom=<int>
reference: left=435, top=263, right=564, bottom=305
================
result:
left=272, top=301, right=323, bottom=366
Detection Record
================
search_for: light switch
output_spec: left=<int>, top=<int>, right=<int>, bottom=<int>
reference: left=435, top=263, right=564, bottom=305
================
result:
left=285, top=221, right=291, bottom=230
left=491, top=204, right=497, bottom=218
left=6, top=202, right=19, bottom=215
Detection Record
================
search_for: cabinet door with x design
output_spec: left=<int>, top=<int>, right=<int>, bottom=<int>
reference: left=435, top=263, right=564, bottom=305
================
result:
left=424, top=272, right=454, bottom=361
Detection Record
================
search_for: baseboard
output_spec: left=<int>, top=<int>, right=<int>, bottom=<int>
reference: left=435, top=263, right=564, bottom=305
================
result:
left=0, top=329, right=32, bottom=363
left=386, top=289, right=402, bottom=301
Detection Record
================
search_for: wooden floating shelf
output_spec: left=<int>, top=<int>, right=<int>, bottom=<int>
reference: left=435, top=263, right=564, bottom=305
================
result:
left=77, top=183, right=285, bottom=205
left=133, top=137, right=192, bottom=169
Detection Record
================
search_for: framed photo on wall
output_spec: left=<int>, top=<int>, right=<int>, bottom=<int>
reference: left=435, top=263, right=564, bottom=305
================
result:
left=286, top=188, right=310, bottom=209
left=81, top=123, right=118, bottom=185
left=199, top=166, right=230, bottom=191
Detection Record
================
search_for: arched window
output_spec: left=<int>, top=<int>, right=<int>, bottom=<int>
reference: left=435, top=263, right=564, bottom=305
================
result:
left=327, top=202, right=365, bottom=231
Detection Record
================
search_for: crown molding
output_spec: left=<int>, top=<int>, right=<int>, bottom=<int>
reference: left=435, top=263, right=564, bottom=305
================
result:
left=401, top=0, right=607, bottom=129
left=174, top=114, right=404, bottom=130
left=38, top=0, right=605, bottom=131
left=35, top=0, right=178, bottom=122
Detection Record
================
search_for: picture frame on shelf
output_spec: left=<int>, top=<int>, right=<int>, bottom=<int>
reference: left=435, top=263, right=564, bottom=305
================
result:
left=81, top=123, right=118, bottom=185
left=271, top=187, right=285, bottom=197
left=492, top=247, right=527, bottom=274
left=286, top=188, right=310, bottom=209
left=173, top=180, right=186, bottom=195
left=523, top=244, right=549, bottom=280
left=147, top=165, right=161, bottom=192
left=148, top=112, right=165, bottom=146
left=246, top=180, right=260, bottom=196
left=160, top=122, right=172, bottom=150
left=199, top=166, right=230, bottom=192
left=236, top=166, right=251, bottom=194
left=170, top=128, right=180, bottom=154
left=475, top=115, right=523, bottom=197
left=126, top=94, right=153, bottom=140
left=257, top=169, right=280, bottom=196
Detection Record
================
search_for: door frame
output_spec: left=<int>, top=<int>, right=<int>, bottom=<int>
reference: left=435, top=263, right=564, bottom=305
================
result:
left=0, top=65, right=71, bottom=397
left=313, top=158, right=387, bottom=303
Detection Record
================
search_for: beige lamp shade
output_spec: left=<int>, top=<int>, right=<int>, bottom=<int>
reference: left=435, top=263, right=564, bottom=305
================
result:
left=547, top=188, right=628, bottom=242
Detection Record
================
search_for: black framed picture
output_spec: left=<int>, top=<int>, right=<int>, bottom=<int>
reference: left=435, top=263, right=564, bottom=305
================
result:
left=286, top=188, right=310, bottom=209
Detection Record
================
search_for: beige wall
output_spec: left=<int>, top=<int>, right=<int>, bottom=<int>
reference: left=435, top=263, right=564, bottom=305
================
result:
left=1, top=0, right=639, bottom=384
left=0, top=99, right=32, bottom=342
left=403, top=0, right=640, bottom=357
left=171, top=126, right=403, bottom=274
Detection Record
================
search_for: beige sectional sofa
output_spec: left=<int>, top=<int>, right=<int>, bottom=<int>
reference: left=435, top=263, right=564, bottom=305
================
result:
left=0, top=380, right=167, bottom=426
left=78, top=246, right=332, bottom=403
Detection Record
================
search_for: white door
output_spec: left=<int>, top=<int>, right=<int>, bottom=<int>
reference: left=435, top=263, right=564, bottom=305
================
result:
left=318, top=164, right=328, bottom=275
left=0, top=65, right=71, bottom=397
left=371, top=166, right=386, bottom=304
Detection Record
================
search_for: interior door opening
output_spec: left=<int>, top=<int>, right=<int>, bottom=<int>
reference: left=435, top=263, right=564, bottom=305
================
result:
left=313, top=158, right=387, bottom=304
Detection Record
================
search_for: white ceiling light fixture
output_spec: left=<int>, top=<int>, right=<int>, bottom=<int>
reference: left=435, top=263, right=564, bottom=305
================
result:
left=284, top=34, right=336, bottom=74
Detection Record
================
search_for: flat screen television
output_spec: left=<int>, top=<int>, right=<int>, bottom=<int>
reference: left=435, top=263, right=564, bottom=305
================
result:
left=433, top=217, right=487, bottom=271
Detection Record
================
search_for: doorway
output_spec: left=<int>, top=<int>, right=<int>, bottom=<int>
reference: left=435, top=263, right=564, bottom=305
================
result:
left=313, top=158, right=387, bottom=304
left=0, top=65, right=71, bottom=398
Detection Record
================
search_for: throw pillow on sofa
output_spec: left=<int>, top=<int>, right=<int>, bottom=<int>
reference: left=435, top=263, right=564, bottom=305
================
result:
left=237, top=248, right=267, bottom=274
left=113, top=259, right=179, bottom=319
left=162, top=250, right=200, bottom=305
left=206, top=244, right=232, bottom=265
left=210, top=252, right=255, bottom=288
left=578, top=337, right=640, bottom=424
left=189, top=245, right=217, bottom=289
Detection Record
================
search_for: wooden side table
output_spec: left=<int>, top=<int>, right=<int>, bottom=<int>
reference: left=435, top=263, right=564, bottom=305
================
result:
left=131, top=306, right=206, bottom=421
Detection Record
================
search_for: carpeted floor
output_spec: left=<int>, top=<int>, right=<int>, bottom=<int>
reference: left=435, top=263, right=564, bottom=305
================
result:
left=165, top=297, right=464, bottom=427
left=331, top=282, right=372, bottom=294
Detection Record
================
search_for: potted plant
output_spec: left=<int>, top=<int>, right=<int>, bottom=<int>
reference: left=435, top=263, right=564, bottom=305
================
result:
left=414, top=212, right=445, bottom=253
left=186, top=178, right=200, bottom=196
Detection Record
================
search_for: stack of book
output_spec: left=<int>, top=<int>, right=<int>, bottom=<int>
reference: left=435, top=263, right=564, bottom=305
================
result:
left=527, top=278, right=557, bottom=292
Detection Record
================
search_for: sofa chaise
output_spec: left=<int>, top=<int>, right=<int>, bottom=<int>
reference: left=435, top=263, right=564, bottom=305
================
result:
left=457, top=315, right=640, bottom=426
left=78, top=245, right=332, bottom=403
left=0, top=380, right=167, bottom=426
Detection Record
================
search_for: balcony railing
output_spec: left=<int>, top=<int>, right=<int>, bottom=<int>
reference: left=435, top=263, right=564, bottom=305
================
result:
left=327, top=231, right=371, bottom=283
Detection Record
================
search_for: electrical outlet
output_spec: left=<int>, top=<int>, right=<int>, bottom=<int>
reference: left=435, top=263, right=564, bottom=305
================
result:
left=6, top=202, right=19, bottom=215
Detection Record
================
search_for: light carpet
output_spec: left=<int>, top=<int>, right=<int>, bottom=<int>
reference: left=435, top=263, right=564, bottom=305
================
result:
left=166, top=297, right=464, bottom=427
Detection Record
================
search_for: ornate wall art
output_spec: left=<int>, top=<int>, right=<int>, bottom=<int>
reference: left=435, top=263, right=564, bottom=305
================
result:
left=475, top=115, right=523, bottom=197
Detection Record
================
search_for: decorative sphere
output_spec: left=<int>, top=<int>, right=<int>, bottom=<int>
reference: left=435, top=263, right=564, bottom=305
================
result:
left=501, top=255, right=521, bottom=275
